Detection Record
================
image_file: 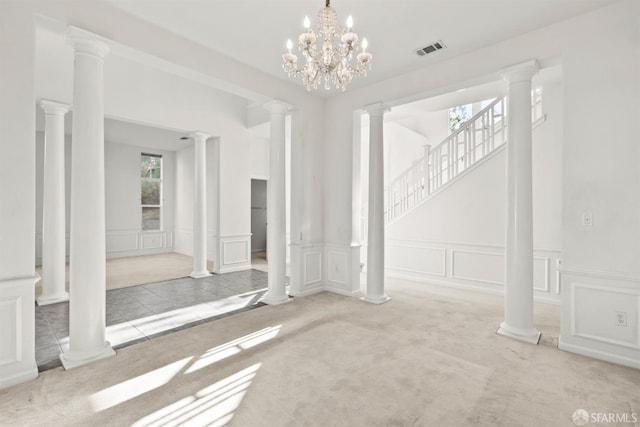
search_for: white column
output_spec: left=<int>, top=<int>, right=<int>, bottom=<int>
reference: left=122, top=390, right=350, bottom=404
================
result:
left=497, top=60, right=541, bottom=344
left=262, top=100, right=290, bottom=305
left=190, top=131, right=212, bottom=278
left=38, top=100, right=70, bottom=306
left=60, top=27, right=115, bottom=369
left=362, top=103, right=391, bottom=304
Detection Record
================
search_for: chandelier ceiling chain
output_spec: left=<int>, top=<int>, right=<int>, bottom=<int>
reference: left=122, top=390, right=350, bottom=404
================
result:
left=282, top=0, right=373, bottom=91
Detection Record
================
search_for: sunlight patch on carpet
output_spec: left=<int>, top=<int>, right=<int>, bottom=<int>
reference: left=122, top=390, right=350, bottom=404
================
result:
left=132, top=363, right=262, bottom=427
left=88, top=357, right=193, bottom=412
left=185, top=325, right=281, bottom=374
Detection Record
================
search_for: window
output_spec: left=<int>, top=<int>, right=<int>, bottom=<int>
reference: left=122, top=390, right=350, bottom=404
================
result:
left=140, top=153, right=162, bottom=231
left=448, top=104, right=472, bottom=133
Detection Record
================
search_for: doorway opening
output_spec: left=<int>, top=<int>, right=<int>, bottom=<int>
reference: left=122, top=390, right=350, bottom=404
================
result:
left=251, top=178, right=268, bottom=272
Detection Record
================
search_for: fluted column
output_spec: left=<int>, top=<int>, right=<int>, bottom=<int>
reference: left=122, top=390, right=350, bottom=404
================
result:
left=60, top=27, right=115, bottom=369
left=37, top=100, right=70, bottom=306
left=497, top=60, right=541, bottom=344
left=262, top=100, right=290, bottom=305
left=190, top=131, right=212, bottom=278
left=362, top=103, right=391, bottom=304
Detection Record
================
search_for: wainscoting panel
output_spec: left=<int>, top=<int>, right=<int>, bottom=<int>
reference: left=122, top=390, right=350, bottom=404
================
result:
left=325, top=244, right=358, bottom=296
left=218, top=235, right=251, bottom=274
left=386, top=243, right=446, bottom=277
left=451, top=250, right=503, bottom=285
left=533, top=257, right=550, bottom=292
left=384, top=239, right=561, bottom=302
left=0, top=275, right=38, bottom=389
left=105, top=230, right=174, bottom=258
left=289, top=244, right=324, bottom=297
left=559, top=269, right=640, bottom=369
left=304, top=251, right=322, bottom=285
left=141, top=233, right=164, bottom=250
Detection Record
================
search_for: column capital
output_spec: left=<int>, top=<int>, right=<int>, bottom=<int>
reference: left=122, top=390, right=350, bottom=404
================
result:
left=264, top=100, right=290, bottom=115
left=40, top=100, right=70, bottom=116
left=364, top=102, right=390, bottom=117
left=189, top=131, right=211, bottom=142
left=67, top=26, right=110, bottom=59
left=501, top=60, right=539, bottom=84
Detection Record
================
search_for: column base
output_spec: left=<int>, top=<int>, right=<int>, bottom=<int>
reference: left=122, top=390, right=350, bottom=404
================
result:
left=36, top=292, right=69, bottom=306
left=360, top=294, right=391, bottom=305
left=189, top=270, right=212, bottom=279
left=60, top=341, right=115, bottom=370
left=496, top=322, right=541, bottom=345
left=262, top=292, right=291, bottom=305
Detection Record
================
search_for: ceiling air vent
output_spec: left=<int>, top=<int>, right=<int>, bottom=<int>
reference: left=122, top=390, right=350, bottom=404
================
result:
left=416, top=41, right=446, bottom=57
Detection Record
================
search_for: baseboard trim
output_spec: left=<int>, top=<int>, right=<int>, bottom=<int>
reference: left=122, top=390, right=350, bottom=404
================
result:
left=324, top=285, right=360, bottom=298
left=558, top=336, right=640, bottom=369
left=290, top=286, right=324, bottom=297
left=0, top=364, right=38, bottom=390
left=216, top=264, right=252, bottom=274
left=386, top=271, right=561, bottom=305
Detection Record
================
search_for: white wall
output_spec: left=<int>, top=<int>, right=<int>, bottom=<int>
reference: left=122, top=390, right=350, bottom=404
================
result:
left=35, top=133, right=177, bottom=263
left=174, top=133, right=253, bottom=274
left=325, top=0, right=640, bottom=367
left=104, top=142, right=175, bottom=257
left=383, top=85, right=563, bottom=302
left=250, top=135, right=269, bottom=178
left=0, top=1, right=38, bottom=388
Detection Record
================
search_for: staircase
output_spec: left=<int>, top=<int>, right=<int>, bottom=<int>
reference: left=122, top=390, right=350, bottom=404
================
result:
left=384, top=96, right=544, bottom=225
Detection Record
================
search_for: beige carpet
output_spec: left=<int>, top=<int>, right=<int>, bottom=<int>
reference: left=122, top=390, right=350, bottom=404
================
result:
left=35, top=253, right=216, bottom=295
left=36, top=252, right=269, bottom=296
left=3, top=277, right=639, bottom=426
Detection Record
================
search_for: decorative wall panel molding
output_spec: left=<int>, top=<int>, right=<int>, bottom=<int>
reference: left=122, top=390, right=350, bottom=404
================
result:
left=218, top=234, right=252, bottom=273
left=559, top=270, right=640, bottom=369
left=0, top=275, right=38, bottom=390
left=383, top=239, right=561, bottom=302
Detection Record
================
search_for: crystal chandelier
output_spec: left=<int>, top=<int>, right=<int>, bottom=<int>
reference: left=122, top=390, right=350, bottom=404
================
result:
left=282, top=0, right=373, bottom=91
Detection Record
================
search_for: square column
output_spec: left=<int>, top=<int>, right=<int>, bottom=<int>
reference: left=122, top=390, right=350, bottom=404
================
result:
left=37, top=100, right=70, bottom=306
left=497, top=60, right=541, bottom=344
left=189, top=131, right=212, bottom=278
left=362, top=103, right=391, bottom=304
left=60, top=27, right=115, bottom=369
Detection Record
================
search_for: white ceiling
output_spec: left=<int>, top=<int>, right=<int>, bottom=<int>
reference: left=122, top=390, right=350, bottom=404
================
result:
left=107, top=0, right=615, bottom=92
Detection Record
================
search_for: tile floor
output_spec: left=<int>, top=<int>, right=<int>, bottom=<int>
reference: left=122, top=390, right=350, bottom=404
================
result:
left=35, top=269, right=277, bottom=372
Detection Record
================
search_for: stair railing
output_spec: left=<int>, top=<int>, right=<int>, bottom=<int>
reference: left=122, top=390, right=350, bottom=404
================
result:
left=384, top=97, right=506, bottom=224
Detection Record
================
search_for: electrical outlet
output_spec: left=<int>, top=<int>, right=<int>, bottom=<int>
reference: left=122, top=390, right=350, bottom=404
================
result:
left=581, top=211, right=593, bottom=228
left=615, top=311, right=628, bottom=327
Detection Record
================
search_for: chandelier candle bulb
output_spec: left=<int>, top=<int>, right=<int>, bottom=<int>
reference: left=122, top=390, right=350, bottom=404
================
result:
left=281, top=0, right=373, bottom=91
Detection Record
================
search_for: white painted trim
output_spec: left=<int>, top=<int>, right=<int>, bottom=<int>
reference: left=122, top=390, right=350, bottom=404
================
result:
left=216, top=264, right=252, bottom=274
left=558, top=336, right=640, bottom=370
left=324, top=286, right=360, bottom=298
left=559, top=266, right=640, bottom=283
left=290, top=286, right=324, bottom=297
left=303, top=251, right=322, bottom=285
left=385, top=270, right=561, bottom=305
left=533, top=256, right=550, bottom=292
left=451, top=249, right=504, bottom=286
left=570, top=282, right=640, bottom=350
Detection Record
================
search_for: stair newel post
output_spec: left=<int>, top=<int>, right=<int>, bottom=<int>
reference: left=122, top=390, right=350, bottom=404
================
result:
left=423, top=144, right=431, bottom=196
